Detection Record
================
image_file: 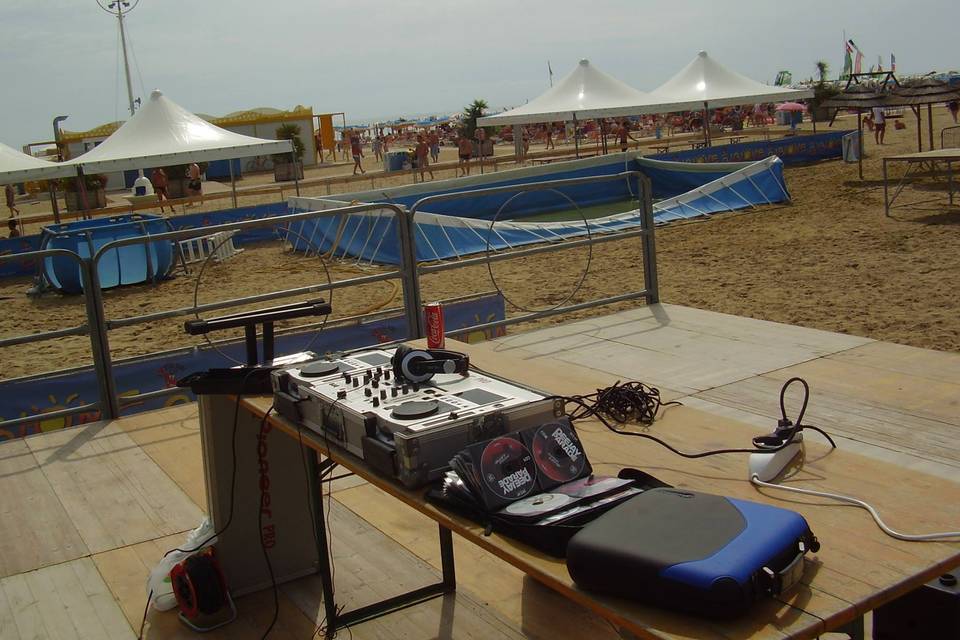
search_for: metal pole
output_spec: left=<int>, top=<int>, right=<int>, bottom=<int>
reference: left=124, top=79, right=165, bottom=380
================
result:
left=640, top=175, right=659, bottom=303
left=573, top=114, right=580, bottom=159
left=229, top=159, right=238, bottom=208
left=83, top=258, right=120, bottom=419
left=857, top=111, right=864, bottom=180
left=927, top=103, right=935, bottom=150
left=914, top=106, right=922, bottom=152
left=48, top=184, right=61, bottom=225
left=76, top=165, right=91, bottom=219
left=396, top=208, right=423, bottom=338
left=116, top=3, right=136, bottom=117
left=949, top=161, right=954, bottom=207
left=882, top=158, right=889, bottom=216
left=703, top=101, right=711, bottom=146
left=292, top=149, right=300, bottom=196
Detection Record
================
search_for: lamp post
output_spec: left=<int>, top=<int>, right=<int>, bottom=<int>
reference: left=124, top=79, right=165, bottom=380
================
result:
left=52, top=115, right=69, bottom=162
left=50, top=115, right=69, bottom=224
left=96, top=0, right=140, bottom=117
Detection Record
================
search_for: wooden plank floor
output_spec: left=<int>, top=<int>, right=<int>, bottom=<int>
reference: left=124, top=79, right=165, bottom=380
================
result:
left=492, top=303, right=959, bottom=478
left=1, top=302, right=957, bottom=638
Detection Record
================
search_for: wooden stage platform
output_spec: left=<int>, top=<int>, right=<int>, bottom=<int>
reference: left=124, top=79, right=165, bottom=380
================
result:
left=1, top=303, right=957, bottom=638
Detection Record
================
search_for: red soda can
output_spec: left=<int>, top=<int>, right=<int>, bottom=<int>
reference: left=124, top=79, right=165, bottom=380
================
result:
left=425, top=302, right=445, bottom=349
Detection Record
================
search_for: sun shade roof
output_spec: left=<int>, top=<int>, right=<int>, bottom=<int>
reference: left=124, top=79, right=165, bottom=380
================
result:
left=648, top=51, right=813, bottom=108
left=476, top=59, right=669, bottom=126
left=65, top=90, right=294, bottom=173
left=0, top=142, right=75, bottom=182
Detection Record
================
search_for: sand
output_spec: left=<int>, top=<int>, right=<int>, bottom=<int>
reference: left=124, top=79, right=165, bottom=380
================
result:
left=3, top=108, right=959, bottom=381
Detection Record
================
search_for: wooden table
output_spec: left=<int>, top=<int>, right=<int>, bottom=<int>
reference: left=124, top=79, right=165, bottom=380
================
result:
left=651, top=144, right=671, bottom=154
left=203, top=340, right=960, bottom=639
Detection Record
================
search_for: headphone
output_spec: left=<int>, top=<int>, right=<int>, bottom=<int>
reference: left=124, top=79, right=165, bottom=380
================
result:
left=392, top=344, right=470, bottom=384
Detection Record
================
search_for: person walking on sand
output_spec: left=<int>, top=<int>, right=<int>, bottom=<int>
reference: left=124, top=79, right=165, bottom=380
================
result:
left=5, top=184, right=20, bottom=217
left=186, top=162, right=203, bottom=205
left=618, top=119, right=639, bottom=152
left=457, top=132, right=472, bottom=176
left=428, top=131, right=440, bottom=164
left=150, top=168, right=173, bottom=214
left=7, top=218, right=20, bottom=238
left=372, top=135, right=383, bottom=163
left=415, top=134, right=434, bottom=181
left=351, top=133, right=365, bottom=175
left=948, top=100, right=959, bottom=124
left=872, top=107, right=886, bottom=144
left=544, top=124, right=555, bottom=150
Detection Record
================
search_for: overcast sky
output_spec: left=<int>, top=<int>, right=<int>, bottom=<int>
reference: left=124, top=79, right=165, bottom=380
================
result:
left=2, top=0, right=956, bottom=149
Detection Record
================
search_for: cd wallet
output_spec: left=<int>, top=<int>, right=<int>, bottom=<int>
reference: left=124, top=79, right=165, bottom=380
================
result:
left=566, top=488, right=820, bottom=617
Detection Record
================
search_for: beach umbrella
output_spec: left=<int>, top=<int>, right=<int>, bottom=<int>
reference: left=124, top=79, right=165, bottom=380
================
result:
left=775, top=102, right=807, bottom=112
left=822, top=84, right=888, bottom=180
left=888, top=78, right=960, bottom=150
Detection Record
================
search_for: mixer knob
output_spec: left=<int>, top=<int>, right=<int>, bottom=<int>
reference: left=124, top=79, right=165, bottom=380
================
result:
left=353, top=378, right=359, bottom=387
left=391, top=388, right=398, bottom=398
left=337, top=390, right=347, bottom=400
left=372, top=397, right=380, bottom=407
left=364, top=388, right=372, bottom=397
left=380, top=390, right=386, bottom=400
left=372, top=379, right=379, bottom=389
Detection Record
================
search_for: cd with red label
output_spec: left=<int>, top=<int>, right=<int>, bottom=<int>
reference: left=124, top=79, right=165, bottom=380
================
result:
left=530, top=420, right=588, bottom=484
left=480, top=436, right=538, bottom=501
left=502, top=492, right=573, bottom=517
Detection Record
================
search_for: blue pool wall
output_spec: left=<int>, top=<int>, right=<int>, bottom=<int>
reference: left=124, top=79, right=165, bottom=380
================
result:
left=40, top=214, right=176, bottom=293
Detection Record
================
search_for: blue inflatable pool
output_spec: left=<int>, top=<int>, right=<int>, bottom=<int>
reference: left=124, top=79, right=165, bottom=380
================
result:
left=41, top=214, right=175, bottom=293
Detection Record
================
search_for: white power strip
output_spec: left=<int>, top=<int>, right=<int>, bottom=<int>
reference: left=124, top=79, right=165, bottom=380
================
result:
left=747, top=433, right=803, bottom=481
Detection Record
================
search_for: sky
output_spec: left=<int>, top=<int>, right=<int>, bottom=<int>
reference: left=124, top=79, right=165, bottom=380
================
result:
left=2, top=0, right=956, bottom=150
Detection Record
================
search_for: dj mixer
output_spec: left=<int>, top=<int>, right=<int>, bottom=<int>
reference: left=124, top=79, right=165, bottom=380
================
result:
left=272, top=347, right=563, bottom=486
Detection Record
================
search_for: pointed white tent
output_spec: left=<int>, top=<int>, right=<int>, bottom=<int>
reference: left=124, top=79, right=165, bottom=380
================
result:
left=0, top=142, right=74, bottom=182
left=476, top=59, right=671, bottom=126
left=649, top=50, right=812, bottom=108
left=65, top=89, right=294, bottom=173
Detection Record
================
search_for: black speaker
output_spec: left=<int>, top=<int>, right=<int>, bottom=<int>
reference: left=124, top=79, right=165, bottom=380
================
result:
left=391, top=345, right=470, bottom=384
left=873, top=574, right=960, bottom=639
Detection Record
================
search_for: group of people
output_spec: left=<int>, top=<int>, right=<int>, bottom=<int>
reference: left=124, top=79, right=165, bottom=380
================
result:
left=149, top=162, right=202, bottom=212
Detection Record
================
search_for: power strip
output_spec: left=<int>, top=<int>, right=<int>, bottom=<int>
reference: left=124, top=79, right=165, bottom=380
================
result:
left=748, top=433, right=803, bottom=482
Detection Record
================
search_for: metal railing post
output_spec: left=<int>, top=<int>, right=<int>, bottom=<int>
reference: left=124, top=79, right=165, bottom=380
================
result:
left=83, top=258, right=121, bottom=419
left=640, top=175, right=659, bottom=303
left=396, top=207, right=424, bottom=338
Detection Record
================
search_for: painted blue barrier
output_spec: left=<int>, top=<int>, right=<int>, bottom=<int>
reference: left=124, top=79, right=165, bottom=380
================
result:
left=0, top=294, right=505, bottom=441
left=660, top=130, right=850, bottom=165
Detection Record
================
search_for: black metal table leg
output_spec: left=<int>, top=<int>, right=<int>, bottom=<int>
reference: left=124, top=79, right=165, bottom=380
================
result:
left=302, top=454, right=458, bottom=637
left=304, top=450, right=339, bottom=636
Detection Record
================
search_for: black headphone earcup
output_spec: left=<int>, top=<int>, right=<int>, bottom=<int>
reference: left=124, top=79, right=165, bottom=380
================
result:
left=400, top=349, right=435, bottom=383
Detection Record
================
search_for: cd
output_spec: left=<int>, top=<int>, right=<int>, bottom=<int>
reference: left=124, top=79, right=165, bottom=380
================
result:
left=503, top=492, right=573, bottom=517
left=554, top=475, right=631, bottom=499
left=531, top=420, right=587, bottom=483
left=480, top=437, right=538, bottom=501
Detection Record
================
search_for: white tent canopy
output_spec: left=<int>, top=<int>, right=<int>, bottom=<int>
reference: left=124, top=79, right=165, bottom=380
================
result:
left=65, top=89, right=294, bottom=173
left=649, top=50, right=813, bottom=108
left=0, top=142, right=74, bottom=182
left=476, top=59, right=672, bottom=127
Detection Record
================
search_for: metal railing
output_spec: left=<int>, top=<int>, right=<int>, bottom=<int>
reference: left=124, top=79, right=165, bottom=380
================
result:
left=0, top=248, right=111, bottom=429
left=942, top=125, right=960, bottom=150
left=409, top=171, right=658, bottom=336
left=2, top=172, right=659, bottom=431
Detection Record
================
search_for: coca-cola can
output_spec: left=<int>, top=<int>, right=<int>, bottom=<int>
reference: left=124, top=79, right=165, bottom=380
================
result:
left=425, top=302, right=445, bottom=349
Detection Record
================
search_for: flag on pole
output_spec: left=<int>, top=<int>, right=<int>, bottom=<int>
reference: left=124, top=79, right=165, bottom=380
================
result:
left=877, top=55, right=883, bottom=72
left=848, top=39, right=863, bottom=74
left=548, top=61, right=554, bottom=87
left=891, top=53, right=896, bottom=72
left=842, top=40, right=853, bottom=79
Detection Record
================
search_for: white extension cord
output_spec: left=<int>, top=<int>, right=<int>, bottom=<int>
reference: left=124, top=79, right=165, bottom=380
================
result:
left=751, top=475, right=960, bottom=542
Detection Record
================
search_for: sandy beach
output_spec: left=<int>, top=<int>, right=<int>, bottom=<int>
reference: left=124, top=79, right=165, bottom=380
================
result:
left=2, top=108, right=958, bottom=381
